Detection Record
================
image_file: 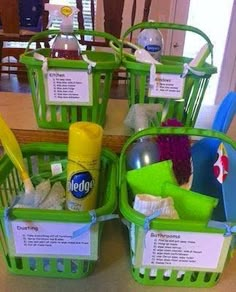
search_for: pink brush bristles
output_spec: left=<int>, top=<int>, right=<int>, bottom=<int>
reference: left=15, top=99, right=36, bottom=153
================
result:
left=156, top=119, right=192, bottom=185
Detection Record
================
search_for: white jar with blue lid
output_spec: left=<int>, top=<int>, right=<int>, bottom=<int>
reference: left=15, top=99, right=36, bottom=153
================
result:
left=137, top=20, right=164, bottom=61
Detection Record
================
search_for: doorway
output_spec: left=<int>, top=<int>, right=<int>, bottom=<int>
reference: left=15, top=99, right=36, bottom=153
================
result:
left=183, top=0, right=234, bottom=105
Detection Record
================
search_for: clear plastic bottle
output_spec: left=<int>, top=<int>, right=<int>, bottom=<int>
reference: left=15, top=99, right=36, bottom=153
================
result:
left=126, top=136, right=160, bottom=170
left=45, top=4, right=82, bottom=60
left=51, top=28, right=82, bottom=60
left=137, top=20, right=164, bottom=61
left=124, top=104, right=160, bottom=170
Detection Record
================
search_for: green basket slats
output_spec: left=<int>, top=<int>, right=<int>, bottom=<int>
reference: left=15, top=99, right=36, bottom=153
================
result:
left=131, top=268, right=221, bottom=288
left=118, top=22, right=217, bottom=127
left=119, top=127, right=236, bottom=287
left=0, top=142, right=117, bottom=278
left=20, top=29, right=121, bottom=130
left=5, top=256, right=95, bottom=279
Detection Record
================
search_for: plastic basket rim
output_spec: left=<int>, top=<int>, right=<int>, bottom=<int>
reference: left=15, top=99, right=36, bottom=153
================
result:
left=122, top=55, right=217, bottom=75
left=0, top=142, right=118, bottom=223
left=20, top=48, right=121, bottom=70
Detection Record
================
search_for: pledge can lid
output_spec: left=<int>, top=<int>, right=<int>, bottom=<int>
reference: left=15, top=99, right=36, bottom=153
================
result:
left=68, top=122, right=103, bottom=159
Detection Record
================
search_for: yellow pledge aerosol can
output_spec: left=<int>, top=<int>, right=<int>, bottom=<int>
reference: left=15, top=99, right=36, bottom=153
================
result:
left=66, top=122, right=103, bottom=211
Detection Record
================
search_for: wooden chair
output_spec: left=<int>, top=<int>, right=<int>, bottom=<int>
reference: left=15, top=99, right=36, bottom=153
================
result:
left=76, top=0, right=153, bottom=82
left=0, top=0, right=49, bottom=75
left=76, top=0, right=153, bottom=48
left=0, top=0, right=152, bottom=77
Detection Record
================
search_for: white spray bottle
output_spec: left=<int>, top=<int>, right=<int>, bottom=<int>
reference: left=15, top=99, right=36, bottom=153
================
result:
left=137, top=20, right=164, bottom=61
left=45, top=3, right=82, bottom=60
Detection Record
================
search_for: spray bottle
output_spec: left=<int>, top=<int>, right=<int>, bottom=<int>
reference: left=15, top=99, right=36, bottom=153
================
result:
left=137, top=20, right=164, bottom=61
left=124, top=104, right=161, bottom=170
left=66, top=122, right=103, bottom=211
left=45, top=3, right=82, bottom=60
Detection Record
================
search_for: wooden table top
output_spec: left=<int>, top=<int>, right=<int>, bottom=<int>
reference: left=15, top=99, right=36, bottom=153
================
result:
left=0, top=92, right=131, bottom=153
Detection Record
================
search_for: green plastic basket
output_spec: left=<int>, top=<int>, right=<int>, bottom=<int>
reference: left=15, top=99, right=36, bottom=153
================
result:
left=0, top=143, right=117, bottom=279
left=118, top=22, right=217, bottom=127
left=119, top=127, right=236, bottom=287
left=20, top=29, right=121, bottom=130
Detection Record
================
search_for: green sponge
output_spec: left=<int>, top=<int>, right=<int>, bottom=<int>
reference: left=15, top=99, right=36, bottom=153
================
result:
left=162, top=183, right=218, bottom=221
left=126, top=160, right=218, bottom=222
left=126, top=160, right=178, bottom=194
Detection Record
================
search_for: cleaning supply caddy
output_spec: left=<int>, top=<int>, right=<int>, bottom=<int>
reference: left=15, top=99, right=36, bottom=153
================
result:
left=0, top=142, right=118, bottom=279
left=20, top=4, right=121, bottom=130
left=111, top=21, right=217, bottom=127
left=119, top=126, right=236, bottom=288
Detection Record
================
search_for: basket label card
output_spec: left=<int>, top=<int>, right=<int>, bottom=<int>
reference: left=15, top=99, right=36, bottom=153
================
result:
left=148, top=73, right=185, bottom=99
left=135, top=230, right=231, bottom=272
left=8, top=220, right=98, bottom=260
left=46, top=69, right=93, bottom=106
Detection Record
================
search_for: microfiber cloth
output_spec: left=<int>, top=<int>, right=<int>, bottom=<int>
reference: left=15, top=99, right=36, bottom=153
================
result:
left=162, top=183, right=218, bottom=222
left=126, top=160, right=178, bottom=195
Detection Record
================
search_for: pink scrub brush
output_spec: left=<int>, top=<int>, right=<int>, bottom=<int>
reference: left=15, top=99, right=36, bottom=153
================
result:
left=156, top=119, right=192, bottom=185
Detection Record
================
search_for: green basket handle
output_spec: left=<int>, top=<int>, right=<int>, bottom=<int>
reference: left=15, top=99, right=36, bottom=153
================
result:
left=119, top=126, right=236, bottom=187
left=109, top=39, right=142, bottom=60
left=25, top=29, right=121, bottom=53
left=120, top=21, right=214, bottom=65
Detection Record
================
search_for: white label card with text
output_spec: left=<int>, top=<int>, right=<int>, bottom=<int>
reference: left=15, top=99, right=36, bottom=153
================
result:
left=135, top=230, right=231, bottom=272
left=46, top=69, right=93, bottom=105
left=9, top=221, right=98, bottom=260
left=149, top=73, right=185, bottom=99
